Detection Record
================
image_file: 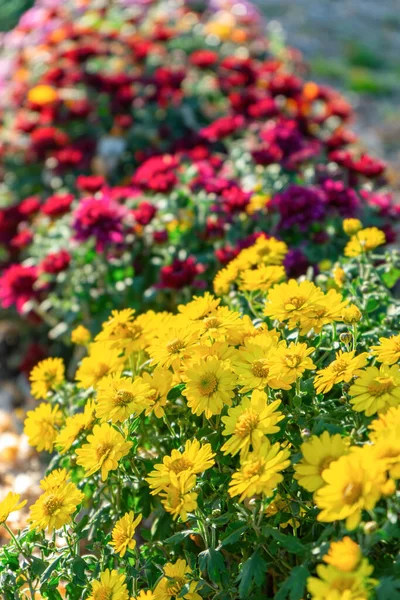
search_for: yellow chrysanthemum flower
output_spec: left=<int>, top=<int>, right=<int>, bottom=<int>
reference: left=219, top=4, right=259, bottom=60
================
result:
left=146, top=439, right=215, bottom=495
left=96, top=309, right=156, bottom=355
left=24, top=403, right=63, bottom=452
left=370, top=429, right=400, bottom=480
left=178, top=292, right=220, bottom=321
left=229, top=441, right=290, bottom=502
left=141, top=367, right=173, bottom=418
left=268, top=341, right=315, bottom=386
left=314, top=350, right=368, bottom=394
left=194, top=306, right=242, bottom=342
left=343, top=218, right=362, bottom=236
left=29, top=357, right=65, bottom=399
left=95, top=374, right=152, bottom=423
left=315, top=449, right=386, bottom=530
left=299, top=289, right=349, bottom=335
left=153, top=559, right=201, bottom=600
left=55, top=399, right=96, bottom=453
left=323, top=537, right=361, bottom=572
left=344, top=227, right=386, bottom=257
left=349, top=364, right=400, bottom=416
left=213, top=262, right=238, bottom=296
left=368, top=405, right=400, bottom=440
left=294, top=432, right=349, bottom=492
left=159, top=471, right=198, bottom=521
left=29, top=471, right=84, bottom=533
left=76, top=423, right=132, bottom=481
left=0, top=492, right=26, bottom=524
left=371, top=333, right=400, bottom=365
left=71, top=325, right=91, bottom=345
left=87, top=570, right=129, bottom=600
left=307, top=560, right=377, bottom=599
left=221, top=390, right=284, bottom=457
left=132, top=592, right=155, bottom=600
left=237, top=236, right=288, bottom=268
left=110, top=511, right=142, bottom=557
left=238, top=265, right=285, bottom=292
left=148, top=326, right=198, bottom=369
left=332, top=266, right=345, bottom=288
left=27, top=84, right=58, bottom=105
left=182, top=355, right=237, bottom=418
left=341, top=304, right=362, bottom=324
left=264, top=279, right=322, bottom=330
left=75, top=343, right=125, bottom=389
left=232, top=338, right=284, bottom=393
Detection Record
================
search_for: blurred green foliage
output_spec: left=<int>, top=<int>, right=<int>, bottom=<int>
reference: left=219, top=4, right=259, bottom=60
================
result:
left=0, top=0, right=34, bottom=32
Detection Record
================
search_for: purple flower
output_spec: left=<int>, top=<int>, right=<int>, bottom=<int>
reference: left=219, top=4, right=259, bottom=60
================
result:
left=271, top=184, right=327, bottom=230
left=72, top=194, right=129, bottom=252
left=321, top=179, right=360, bottom=217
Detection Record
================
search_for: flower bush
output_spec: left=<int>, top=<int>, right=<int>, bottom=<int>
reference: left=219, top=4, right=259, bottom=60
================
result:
left=0, top=0, right=398, bottom=343
left=1, top=224, right=400, bottom=599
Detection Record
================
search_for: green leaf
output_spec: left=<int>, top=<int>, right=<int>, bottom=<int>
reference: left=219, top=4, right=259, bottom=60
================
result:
left=40, top=555, right=63, bottom=584
left=382, top=268, right=400, bottom=289
left=30, top=557, right=47, bottom=577
left=376, top=577, right=400, bottom=600
left=71, top=557, right=87, bottom=585
left=275, top=565, right=309, bottom=600
left=198, top=549, right=225, bottom=584
left=237, top=550, right=267, bottom=599
left=262, top=526, right=306, bottom=555
left=218, top=524, right=248, bottom=548
left=165, top=530, right=195, bottom=544
left=167, top=384, right=185, bottom=400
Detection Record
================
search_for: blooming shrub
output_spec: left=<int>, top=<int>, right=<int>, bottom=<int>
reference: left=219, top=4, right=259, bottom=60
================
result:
left=1, top=224, right=399, bottom=599
left=0, top=0, right=398, bottom=341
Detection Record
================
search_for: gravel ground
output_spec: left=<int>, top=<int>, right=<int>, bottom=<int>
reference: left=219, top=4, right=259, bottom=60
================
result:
left=257, top=0, right=400, bottom=189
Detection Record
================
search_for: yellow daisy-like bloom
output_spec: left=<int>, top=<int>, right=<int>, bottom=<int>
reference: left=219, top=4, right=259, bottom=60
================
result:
left=55, top=399, right=96, bottom=453
left=189, top=341, right=236, bottom=365
left=159, top=471, right=198, bottom=521
left=71, top=325, right=91, bottom=345
left=221, top=390, right=284, bottom=457
left=315, top=449, right=386, bottom=530
left=24, top=403, right=63, bottom=452
left=29, top=357, right=65, bottom=399
left=237, top=236, right=288, bottom=268
left=213, top=262, right=239, bottom=296
left=75, top=343, right=125, bottom=389
left=27, top=84, right=58, bottom=105
left=146, top=439, right=215, bottom=495
left=349, top=364, right=400, bottom=416
left=294, top=432, right=349, bottom=492
left=229, top=441, right=291, bottom=502
left=238, top=265, right=285, bottom=292
left=141, top=367, right=173, bottom=418
left=299, top=289, right=348, bottom=335
left=182, top=356, right=237, bottom=418
left=0, top=492, right=26, bottom=523
left=95, top=374, right=152, bottom=423
left=87, top=570, right=129, bottom=600
left=370, top=428, right=400, bottom=480
left=371, top=333, right=400, bottom=365
left=368, top=405, right=400, bottom=440
left=264, top=279, right=323, bottom=330
left=343, top=218, right=362, bottom=236
left=246, top=192, right=270, bottom=215
left=307, top=560, right=377, bottom=600
left=323, top=537, right=361, bottom=572
left=39, top=468, right=69, bottom=491
left=153, top=559, right=201, bottom=600
left=96, top=309, right=156, bottom=355
left=314, top=350, right=368, bottom=394
left=110, top=511, right=142, bottom=557
left=195, top=306, right=242, bottom=342
left=178, top=292, right=220, bottom=321
left=340, top=304, right=362, bottom=324
left=344, top=227, right=386, bottom=257
left=132, top=592, right=155, bottom=600
left=268, top=341, right=315, bottom=386
left=332, top=266, right=345, bottom=288
left=76, top=423, right=132, bottom=481
left=29, top=472, right=84, bottom=533
left=148, top=326, right=198, bottom=370
left=232, top=338, right=284, bottom=393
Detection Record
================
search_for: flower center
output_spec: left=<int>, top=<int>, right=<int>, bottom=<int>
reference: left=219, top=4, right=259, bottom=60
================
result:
left=204, top=317, right=221, bottom=330
left=167, top=339, right=185, bottom=354
left=199, top=374, right=218, bottom=395
left=284, top=354, right=302, bottom=369
left=318, top=456, right=335, bottom=474
left=251, top=359, right=269, bottom=378
left=284, top=296, right=306, bottom=311
left=332, top=576, right=357, bottom=593
left=115, top=389, right=134, bottom=406
left=170, top=457, right=193, bottom=474
left=166, top=577, right=186, bottom=595
left=244, top=459, right=264, bottom=478
left=44, top=370, right=57, bottom=384
left=43, top=494, right=63, bottom=516
left=96, top=442, right=112, bottom=460
left=331, top=359, right=348, bottom=374
left=234, top=411, right=260, bottom=437
left=368, top=377, right=395, bottom=397
left=342, top=482, right=362, bottom=504
left=93, top=587, right=113, bottom=600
